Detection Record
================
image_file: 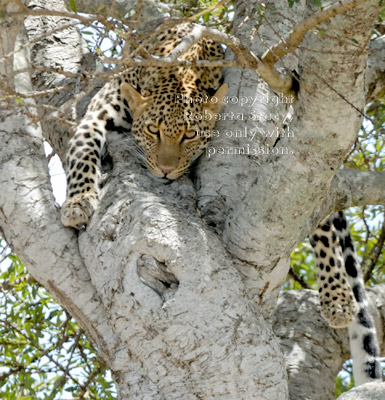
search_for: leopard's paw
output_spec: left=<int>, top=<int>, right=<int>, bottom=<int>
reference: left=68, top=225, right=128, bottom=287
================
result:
left=320, top=296, right=359, bottom=329
left=61, top=193, right=98, bottom=229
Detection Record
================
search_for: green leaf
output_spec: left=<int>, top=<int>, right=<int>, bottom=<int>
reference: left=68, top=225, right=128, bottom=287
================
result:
left=308, top=0, right=322, bottom=7
left=288, top=0, right=300, bottom=7
left=69, top=0, right=77, bottom=12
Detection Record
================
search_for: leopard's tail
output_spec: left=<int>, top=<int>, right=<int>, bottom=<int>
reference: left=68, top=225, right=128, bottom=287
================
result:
left=331, top=212, right=382, bottom=385
left=312, top=212, right=382, bottom=385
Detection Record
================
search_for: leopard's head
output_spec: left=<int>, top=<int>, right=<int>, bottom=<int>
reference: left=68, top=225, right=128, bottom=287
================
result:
left=121, top=82, right=228, bottom=180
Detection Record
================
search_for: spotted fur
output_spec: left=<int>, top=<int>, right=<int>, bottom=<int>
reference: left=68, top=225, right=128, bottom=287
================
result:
left=61, top=23, right=227, bottom=229
left=311, top=211, right=381, bottom=385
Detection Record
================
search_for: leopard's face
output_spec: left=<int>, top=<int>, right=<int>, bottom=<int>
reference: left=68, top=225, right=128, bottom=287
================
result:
left=122, top=82, right=227, bottom=179
left=61, top=23, right=227, bottom=229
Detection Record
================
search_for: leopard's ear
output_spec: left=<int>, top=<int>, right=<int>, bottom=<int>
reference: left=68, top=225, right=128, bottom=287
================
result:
left=120, top=82, right=149, bottom=118
left=204, top=83, right=228, bottom=115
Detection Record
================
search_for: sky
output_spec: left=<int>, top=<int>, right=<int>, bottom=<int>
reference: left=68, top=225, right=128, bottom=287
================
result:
left=44, top=143, right=66, bottom=206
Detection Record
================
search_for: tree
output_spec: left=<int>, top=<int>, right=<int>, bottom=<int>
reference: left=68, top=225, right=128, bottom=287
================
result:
left=0, top=0, right=384, bottom=399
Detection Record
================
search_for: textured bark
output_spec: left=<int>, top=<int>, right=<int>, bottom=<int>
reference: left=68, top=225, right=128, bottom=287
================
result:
left=337, top=382, right=385, bottom=400
left=367, top=35, right=385, bottom=102
left=223, top=0, right=379, bottom=262
left=23, top=0, right=102, bottom=161
left=73, top=133, right=288, bottom=400
left=198, top=0, right=380, bottom=314
left=0, top=0, right=384, bottom=399
left=308, top=169, right=385, bottom=225
left=0, top=0, right=25, bottom=86
left=64, top=0, right=164, bottom=24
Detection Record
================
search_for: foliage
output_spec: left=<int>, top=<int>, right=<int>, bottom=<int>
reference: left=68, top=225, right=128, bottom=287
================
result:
left=335, top=360, right=354, bottom=397
left=159, top=0, right=235, bottom=29
left=0, top=238, right=116, bottom=400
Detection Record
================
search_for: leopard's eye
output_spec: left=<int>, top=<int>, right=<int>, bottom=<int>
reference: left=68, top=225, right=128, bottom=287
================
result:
left=146, top=124, right=160, bottom=137
left=182, top=130, right=199, bottom=141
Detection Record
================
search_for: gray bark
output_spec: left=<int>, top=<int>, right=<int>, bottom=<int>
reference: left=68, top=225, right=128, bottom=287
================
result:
left=64, top=0, right=165, bottom=25
left=337, top=382, right=385, bottom=400
left=367, top=34, right=385, bottom=102
left=24, top=0, right=103, bottom=160
left=0, top=0, right=384, bottom=399
left=222, top=0, right=378, bottom=262
left=310, top=169, right=385, bottom=225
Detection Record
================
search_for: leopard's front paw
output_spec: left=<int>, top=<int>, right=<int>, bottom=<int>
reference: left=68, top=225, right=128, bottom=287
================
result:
left=61, top=193, right=98, bottom=229
left=320, top=296, right=359, bottom=329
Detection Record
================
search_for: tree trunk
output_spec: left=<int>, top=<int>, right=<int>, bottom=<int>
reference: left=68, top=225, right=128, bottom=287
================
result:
left=0, top=0, right=384, bottom=399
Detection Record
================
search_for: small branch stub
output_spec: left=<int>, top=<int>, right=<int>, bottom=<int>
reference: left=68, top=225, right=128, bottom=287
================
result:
left=136, top=255, right=179, bottom=302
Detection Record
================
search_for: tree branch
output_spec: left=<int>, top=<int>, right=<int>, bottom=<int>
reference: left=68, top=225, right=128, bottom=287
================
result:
left=7, top=3, right=114, bottom=30
left=153, top=0, right=372, bottom=94
left=366, top=35, right=385, bottom=102
left=306, top=168, right=385, bottom=243
left=222, top=0, right=379, bottom=266
left=313, top=169, right=385, bottom=221
left=7, top=0, right=375, bottom=99
left=0, top=63, right=123, bottom=372
left=288, top=266, right=312, bottom=289
left=262, top=0, right=368, bottom=66
left=363, top=214, right=385, bottom=282
left=0, top=0, right=122, bottom=369
left=337, top=382, right=385, bottom=400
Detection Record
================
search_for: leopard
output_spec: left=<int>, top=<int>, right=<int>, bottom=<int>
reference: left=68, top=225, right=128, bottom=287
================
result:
left=311, top=211, right=382, bottom=385
left=60, top=22, right=381, bottom=387
left=60, top=22, right=227, bottom=229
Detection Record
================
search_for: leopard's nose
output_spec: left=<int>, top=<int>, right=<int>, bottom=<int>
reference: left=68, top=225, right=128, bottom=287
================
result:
left=159, top=166, right=175, bottom=175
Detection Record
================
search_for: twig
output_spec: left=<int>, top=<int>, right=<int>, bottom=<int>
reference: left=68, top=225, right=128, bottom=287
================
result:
left=361, top=206, right=372, bottom=244
left=259, top=3, right=372, bottom=120
left=288, top=266, right=312, bottom=289
left=8, top=0, right=369, bottom=97
left=105, top=56, right=237, bottom=68
left=262, top=0, right=368, bottom=66
left=4, top=66, right=79, bottom=79
left=187, top=0, right=232, bottom=21
left=363, top=212, right=385, bottom=282
left=119, top=0, right=369, bottom=96
left=7, top=7, right=114, bottom=30
left=0, top=21, right=79, bottom=66
left=4, top=83, right=77, bottom=100
left=0, top=319, right=88, bottom=394
left=138, top=23, right=294, bottom=93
